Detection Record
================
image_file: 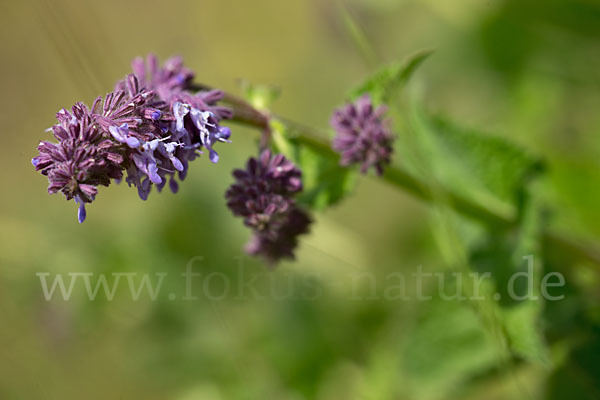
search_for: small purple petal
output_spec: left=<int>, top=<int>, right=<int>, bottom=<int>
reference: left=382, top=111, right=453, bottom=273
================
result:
left=109, top=126, right=125, bottom=143
left=171, top=156, right=184, bottom=171
left=164, top=142, right=176, bottom=154
left=144, top=139, right=160, bottom=152
left=76, top=200, right=86, bottom=224
left=217, top=126, right=231, bottom=141
left=173, top=102, right=189, bottom=132
left=169, top=176, right=179, bottom=193
left=137, top=178, right=151, bottom=200
left=156, top=176, right=167, bottom=192
left=126, top=136, right=140, bottom=149
left=132, top=154, right=147, bottom=172
left=174, top=73, right=186, bottom=85
left=148, top=163, right=162, bottom=184
left=209, top=150, right=219, bottom=163
left=144, top=108, right=162, bottom=120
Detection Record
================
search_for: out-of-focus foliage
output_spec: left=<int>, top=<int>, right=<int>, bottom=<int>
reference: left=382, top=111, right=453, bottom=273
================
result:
left=349, top=50, right=433, bottom=105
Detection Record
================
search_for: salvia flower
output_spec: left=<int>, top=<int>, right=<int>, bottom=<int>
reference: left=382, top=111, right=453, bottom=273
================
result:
left=33, top=54, right=232, bottom=223
left=330, top=94, right=394, bottom=175
left=225, top=150, right=311, bottom=265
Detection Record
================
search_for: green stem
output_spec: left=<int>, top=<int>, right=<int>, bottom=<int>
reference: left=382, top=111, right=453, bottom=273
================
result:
left=217, top=89, right=600, bottom=269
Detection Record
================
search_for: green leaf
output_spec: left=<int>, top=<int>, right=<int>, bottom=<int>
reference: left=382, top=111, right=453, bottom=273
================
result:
left=270, top=118, right=357, bottom=210
left=410, top=107, right=550, bottom=366
left=296, top=146, right=358, bottom=209
left=349, top=50, right=433, bottom=104
left=431, top=115, right=542, bottom=204
left=502, top=302, right=550, bottom=365
left=405, top=109, right=544, bottom=219
left=402, top=294, right=503, bottom=398
left=504, top=184, right=550, bottom=365
left=467, top=184, right=550, bottom=365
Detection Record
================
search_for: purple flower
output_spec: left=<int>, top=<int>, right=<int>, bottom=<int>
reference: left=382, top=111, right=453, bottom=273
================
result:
left=123, top=55, right=233, bottom=166
left=245, top=208, right=312, bottom=266
left=129, top=54, right=194, bottom=101
left=33, top=55, right=233, bottom=222
left=226, top=150, right=302, bottom=228
left=331, top=94, right=394, bottom=175
left=226, top=150, right=311, bottom=265
left=32, top=104, right=124, bottom=223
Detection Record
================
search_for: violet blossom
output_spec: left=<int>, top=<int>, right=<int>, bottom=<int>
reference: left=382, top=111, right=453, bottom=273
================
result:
left=33, top=54, right=233, bottom=222
left=331, top=94, right=394, bottom=175
left=225, top=150, right=311, bottom=265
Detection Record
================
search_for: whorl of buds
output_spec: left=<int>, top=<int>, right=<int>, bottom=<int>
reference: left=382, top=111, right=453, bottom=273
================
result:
left=331, top=94, right=394, bottom=175
left=226, top=150, right=311, bottom=265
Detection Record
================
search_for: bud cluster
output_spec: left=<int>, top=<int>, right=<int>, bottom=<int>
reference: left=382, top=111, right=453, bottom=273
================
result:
left=226, top=150, right=311, bottom=265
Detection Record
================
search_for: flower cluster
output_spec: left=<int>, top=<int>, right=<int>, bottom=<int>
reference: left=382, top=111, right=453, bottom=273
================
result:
left=331, top=94, right=394, bottom=175
left=226, top=150, right=312, bottom=265
left=33, top=54, right=232, bottom=222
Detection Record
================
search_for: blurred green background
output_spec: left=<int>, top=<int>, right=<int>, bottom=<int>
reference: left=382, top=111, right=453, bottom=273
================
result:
left=1, top=0, right=600, bottom=398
